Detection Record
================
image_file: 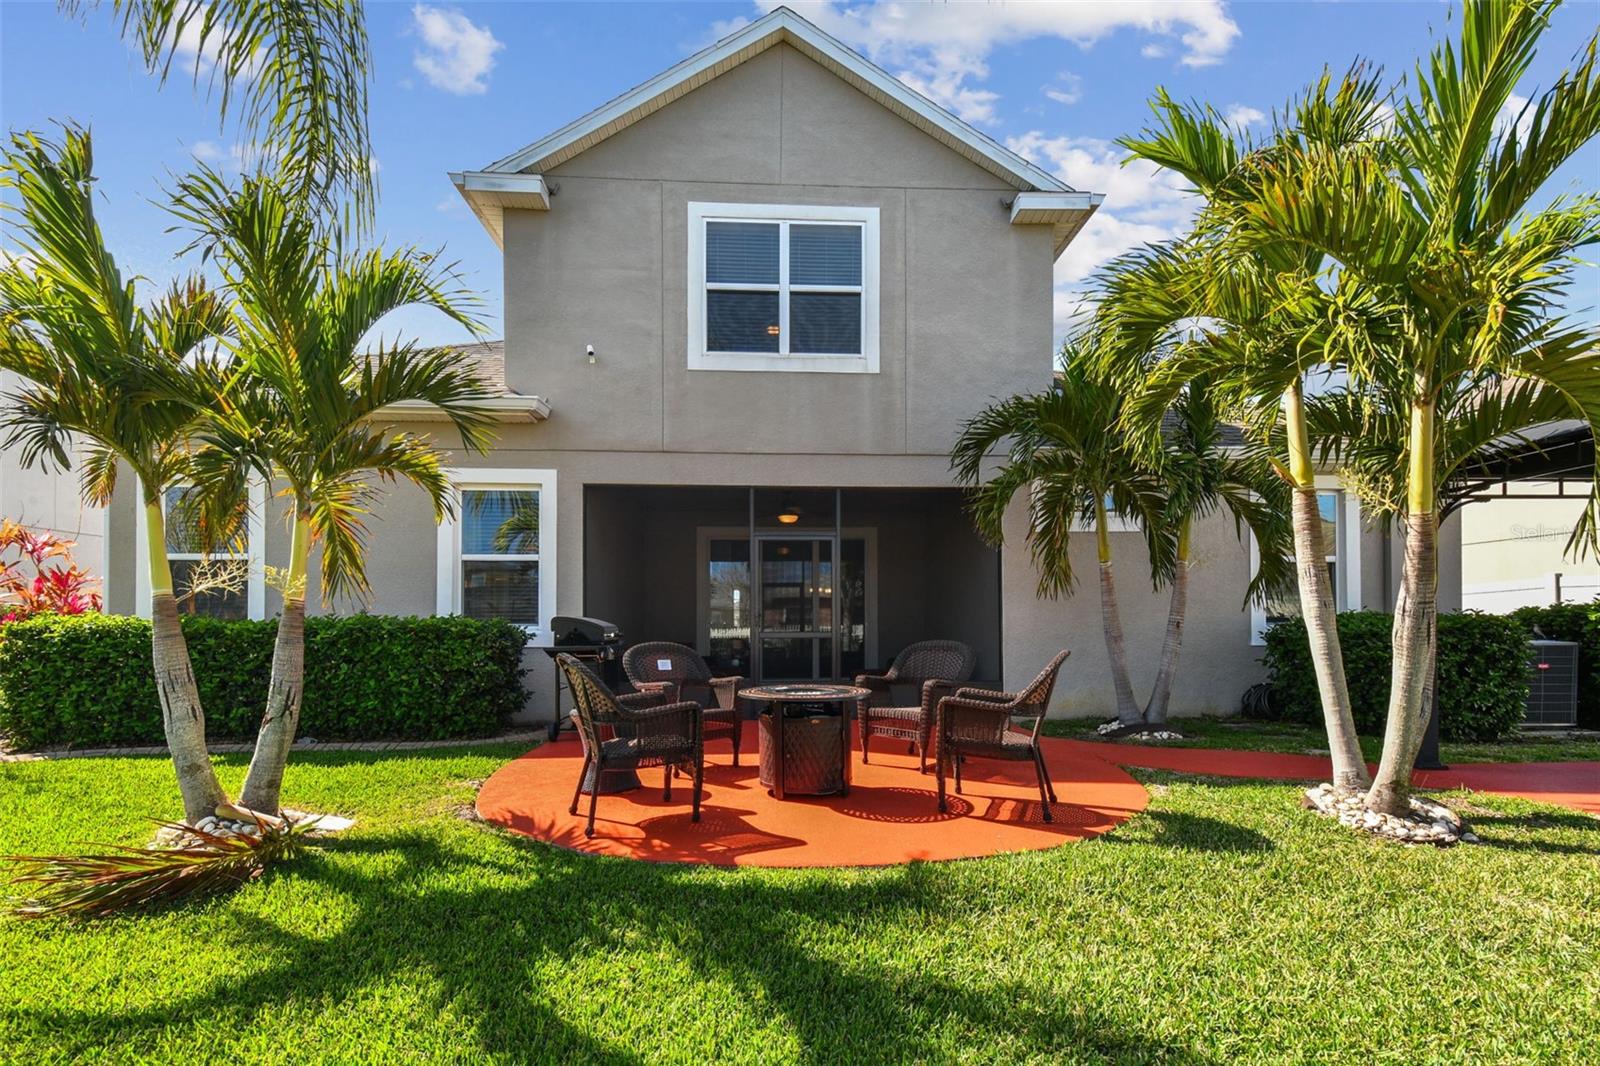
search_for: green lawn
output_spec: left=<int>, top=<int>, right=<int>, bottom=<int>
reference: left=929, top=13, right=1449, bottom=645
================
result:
left=3, top=746, right=1597, bottom=1064
left=1045, top=715, right=1600, bottom=764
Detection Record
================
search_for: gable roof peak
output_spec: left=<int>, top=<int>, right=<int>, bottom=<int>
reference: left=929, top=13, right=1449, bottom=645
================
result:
left=479, top=4, right=1072, bottom=194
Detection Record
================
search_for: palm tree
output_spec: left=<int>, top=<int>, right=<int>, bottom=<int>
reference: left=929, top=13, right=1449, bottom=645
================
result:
left=0, top=128, right=233, bottom=822
left=166, top=168, right=497, bottom=815
left=1237, top=0, right=1600, bottom=812
left=952, top=346, right=1175, bottom=726
left=1133, top=379, right=1295, bottom=726
left=63, top=0, right=375, bottom=224
left=1109, top=68, right=1393, bottom=789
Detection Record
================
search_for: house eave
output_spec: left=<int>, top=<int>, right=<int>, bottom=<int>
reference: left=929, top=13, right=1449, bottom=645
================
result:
left=378, top=395, right=552, bottom=424
left=1009, top=192, right=1106, bottom=259
left=448, top=171, right=550, bottom=249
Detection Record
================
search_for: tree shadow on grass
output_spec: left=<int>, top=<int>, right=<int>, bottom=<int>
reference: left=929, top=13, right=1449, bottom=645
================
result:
left=1099, top=809, right=1275, bottom=854
left=18, top=828, right=1218, bottom=1064
left=1464, top=809, right=1600, bottom=856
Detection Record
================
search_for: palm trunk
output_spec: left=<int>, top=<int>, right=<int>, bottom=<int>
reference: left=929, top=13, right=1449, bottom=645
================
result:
left=1096, top=498, right=1142, bottom=726
left=1284, top=384, right=1369, bottom=791
left=1367, top=399, right=1438, bottom=815
left=1143, top=518, right=1191, bottom=726
left=144, top=501, right=228, bottom=823
left=239, top=514, right=311, bottom=814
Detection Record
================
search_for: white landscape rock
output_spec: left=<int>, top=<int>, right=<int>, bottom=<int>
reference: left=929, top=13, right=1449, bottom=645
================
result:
left=1303, top=782, right=1472, bottom=846
left=1094, top=720, right=1184, bottom=742
left=148, top=809, right=356, bottom=851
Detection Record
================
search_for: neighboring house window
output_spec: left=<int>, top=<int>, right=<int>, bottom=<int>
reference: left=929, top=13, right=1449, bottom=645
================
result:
left=436, top=469, right=557, bottom=638
left=687, top=202, right=880, bottom=374
left=133, top=477, right=266, bottom=620
left=1249, top=487, right=1362, bottom=645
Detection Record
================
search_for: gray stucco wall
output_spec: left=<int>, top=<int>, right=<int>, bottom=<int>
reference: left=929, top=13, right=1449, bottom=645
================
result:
left=507, top=42, right=1055, bottom=458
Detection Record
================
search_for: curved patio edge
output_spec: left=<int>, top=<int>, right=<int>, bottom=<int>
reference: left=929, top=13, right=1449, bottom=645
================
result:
left=476, top=724, right=1149, bottom=868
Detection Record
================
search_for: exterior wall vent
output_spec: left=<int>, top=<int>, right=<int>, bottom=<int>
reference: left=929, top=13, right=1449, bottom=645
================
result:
left=1526, top=640, right=1580, bottom=728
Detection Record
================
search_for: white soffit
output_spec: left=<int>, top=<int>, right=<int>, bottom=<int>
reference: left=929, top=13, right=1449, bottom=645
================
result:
left=1010, top=191, right=1107, bottom=258
left=448, top=172, right=550, bottom=248
left=380, top=395, right=552, bottom=424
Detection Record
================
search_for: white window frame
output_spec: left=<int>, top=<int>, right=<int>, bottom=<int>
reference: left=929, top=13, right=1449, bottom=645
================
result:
left=133, top=476, right=267, bottom=621
left=1248, top=478, right=1362, bottom=645
left=687, top=201, right=880, bottom=374
left=436, top=468, right=557, bottom=640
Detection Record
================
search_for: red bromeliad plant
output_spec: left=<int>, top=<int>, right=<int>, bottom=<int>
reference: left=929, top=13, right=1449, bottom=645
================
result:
left=0, top=519, right=103, bottom=623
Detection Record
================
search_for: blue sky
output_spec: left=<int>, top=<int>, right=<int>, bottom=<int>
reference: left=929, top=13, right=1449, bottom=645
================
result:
left=3, top=0, right=1596, bottom=347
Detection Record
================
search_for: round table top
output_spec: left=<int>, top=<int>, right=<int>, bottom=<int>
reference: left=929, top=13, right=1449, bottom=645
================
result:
left=741, top=683, right=870, bottom=703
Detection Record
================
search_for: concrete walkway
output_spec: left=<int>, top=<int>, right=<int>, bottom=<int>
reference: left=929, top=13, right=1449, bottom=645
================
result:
left=1064, top=740, right=1600, bottom=815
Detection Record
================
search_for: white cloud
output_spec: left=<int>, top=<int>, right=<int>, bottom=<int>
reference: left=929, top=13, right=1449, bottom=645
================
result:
left=0, top=248, right=39, bottom=273
left=139, top=6, right=262, bottom=81
left=1007, top=132, right=1205, bottom=346
left=1224, top=103, right=1266, bottom=127
left=188, top=140, right=260, bottom=172
left=1141, top=43, right=1169, bottom=59
left=1496, top=92, right=1534, bottom=142
left=1043, top=71, right=1083, bottom=106
left=745, top=1, right=1239, bottom=125
left=411, top=4, right=503, bottom=95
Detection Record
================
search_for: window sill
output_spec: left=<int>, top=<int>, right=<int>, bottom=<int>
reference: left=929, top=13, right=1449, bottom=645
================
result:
left=689, top=352, right=877, bottom=374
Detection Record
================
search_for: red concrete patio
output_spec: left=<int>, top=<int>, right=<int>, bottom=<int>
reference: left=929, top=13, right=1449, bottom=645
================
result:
left=476, top=727, right=1599, bottom=867
left=477, top=722, right=1149, bottom=867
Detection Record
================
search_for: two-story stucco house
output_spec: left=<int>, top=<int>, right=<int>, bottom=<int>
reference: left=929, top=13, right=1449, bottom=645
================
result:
left=96, top=6, right=1462, bottom=722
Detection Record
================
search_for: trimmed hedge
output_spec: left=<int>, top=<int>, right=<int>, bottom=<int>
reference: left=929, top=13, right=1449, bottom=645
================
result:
left=1508, top=603, right=1600, bottom=729
left=1262, top=611, right=1530, bottom=742
left=0, top=613, right=527, bottom=750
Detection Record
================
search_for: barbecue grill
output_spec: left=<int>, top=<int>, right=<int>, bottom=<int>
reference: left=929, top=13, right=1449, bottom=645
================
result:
left=539, top=616, right=624, bottom=741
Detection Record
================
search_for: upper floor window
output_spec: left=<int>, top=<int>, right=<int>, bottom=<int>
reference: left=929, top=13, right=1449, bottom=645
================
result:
left=687, top=202, right=880, bottom=374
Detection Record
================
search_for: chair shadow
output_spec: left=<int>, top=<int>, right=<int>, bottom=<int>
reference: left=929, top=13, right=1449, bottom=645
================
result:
left=833, top=785, right=974, bottom=822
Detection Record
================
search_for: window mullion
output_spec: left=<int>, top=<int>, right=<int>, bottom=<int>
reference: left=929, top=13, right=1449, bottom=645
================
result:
left=778, top=220, right=790, bottom=356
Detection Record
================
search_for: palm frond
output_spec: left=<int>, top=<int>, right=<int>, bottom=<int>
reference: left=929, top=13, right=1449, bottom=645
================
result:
left=5, top=813, right=314, bottom=919
left=105, top=0, right=374, bottom=226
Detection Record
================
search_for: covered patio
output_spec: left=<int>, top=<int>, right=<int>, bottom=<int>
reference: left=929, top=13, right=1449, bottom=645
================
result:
left=581, top=486, right=1002, bottom=684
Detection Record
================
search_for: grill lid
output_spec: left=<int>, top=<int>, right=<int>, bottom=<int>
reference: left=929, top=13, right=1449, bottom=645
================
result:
left=551, top=616, right=622, bottom=646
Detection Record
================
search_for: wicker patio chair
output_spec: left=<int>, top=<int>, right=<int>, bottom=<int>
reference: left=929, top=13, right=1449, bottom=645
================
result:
left=856, top=640, right=977, bottom=773
left=558, top=653, right=703, bottom=838
left=622, top=641, right=746, bottom=766
left=935, top=649, right=1070, bottom=822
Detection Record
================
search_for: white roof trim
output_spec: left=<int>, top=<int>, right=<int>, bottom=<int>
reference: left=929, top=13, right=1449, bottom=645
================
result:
left=449, top=172, right=550, bottom=248
left=379, top=395, right=552, bottom=424
left=1009, top=191, right=1107, bottom=258
left=479, top=6, right=1071, bottom=195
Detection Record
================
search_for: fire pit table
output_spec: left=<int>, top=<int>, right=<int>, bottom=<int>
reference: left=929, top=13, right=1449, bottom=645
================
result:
left=742, top=684, right=867, bottom=799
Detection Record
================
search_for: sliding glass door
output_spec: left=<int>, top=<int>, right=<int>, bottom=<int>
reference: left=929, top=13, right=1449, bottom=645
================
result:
left=701, top=534, right=869, bottom=678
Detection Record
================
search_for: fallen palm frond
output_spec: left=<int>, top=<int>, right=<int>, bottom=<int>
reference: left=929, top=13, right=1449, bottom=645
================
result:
left=4, top=814, right=315, bottom=919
